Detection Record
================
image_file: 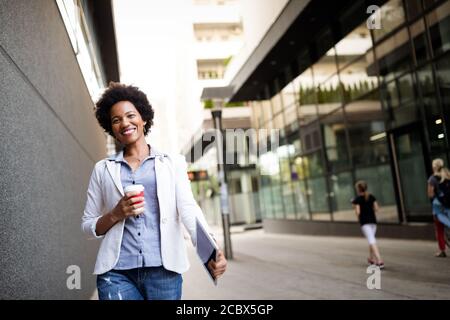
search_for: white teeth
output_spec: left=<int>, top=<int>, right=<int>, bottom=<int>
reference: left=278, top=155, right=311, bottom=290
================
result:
left=122, top=128, right=135, bottom=135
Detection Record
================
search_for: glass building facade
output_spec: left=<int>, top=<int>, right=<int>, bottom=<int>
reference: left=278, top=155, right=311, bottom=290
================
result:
left=250, top=0, right=450, bottom=224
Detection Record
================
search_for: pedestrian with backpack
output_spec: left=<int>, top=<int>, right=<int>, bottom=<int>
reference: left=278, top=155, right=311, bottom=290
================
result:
left=352, top=180, right=384, bottom=269
left=432, top=166, right=450, bottom=229
left=427, top=158, right=447, bottom=258
left=428, top=158, right=447, bottom=257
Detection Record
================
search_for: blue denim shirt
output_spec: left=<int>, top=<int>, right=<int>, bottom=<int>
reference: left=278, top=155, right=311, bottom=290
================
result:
left=112, top=145, right=163, bottom=269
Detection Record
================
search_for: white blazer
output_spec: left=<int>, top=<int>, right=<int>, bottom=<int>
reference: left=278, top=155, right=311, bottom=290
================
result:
left=81, top=148, right=213, bottom=275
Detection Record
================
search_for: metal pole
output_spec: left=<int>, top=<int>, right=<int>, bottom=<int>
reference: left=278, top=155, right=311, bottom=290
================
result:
left=211, top=103, right=233, bottom=260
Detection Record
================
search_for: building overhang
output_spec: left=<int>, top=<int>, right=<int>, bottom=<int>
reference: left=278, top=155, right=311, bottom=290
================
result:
left=228, top=0, right=386, bottom=102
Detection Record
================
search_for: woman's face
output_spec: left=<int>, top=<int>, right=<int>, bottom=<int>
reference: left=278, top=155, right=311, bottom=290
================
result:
left=110, top=101, right=147, bottom=145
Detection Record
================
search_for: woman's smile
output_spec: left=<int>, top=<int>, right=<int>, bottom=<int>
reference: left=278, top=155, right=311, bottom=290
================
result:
left=121, top=127, right=136, bottom=136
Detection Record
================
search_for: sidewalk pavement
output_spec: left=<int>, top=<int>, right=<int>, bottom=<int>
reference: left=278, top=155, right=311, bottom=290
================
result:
left=182, top=226, right=450, bottom=299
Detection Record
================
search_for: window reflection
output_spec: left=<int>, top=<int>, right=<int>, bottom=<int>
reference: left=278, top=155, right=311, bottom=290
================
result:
left=317, top=74, right=342, bottom=115
left=382, top=72, right=419, bottom=127
left=280, top=82, right=297, bottom=109
left=271, top=92, right=283, bottom=115
left=435, top=53, right=450, bottom=144
left=417, top=65, right=445, bottom=152
left=376, top=28, right=411, bottom=82
left=261, top=99, right=272, bottom=124
left=304, top=151, right=330, bottom=218
left=322, top=109, right=349, bottom=172
left=372, top=0, right=406, bottom=42
left=404, top=0, right=423, bottom=20
left=330, top=172, right=355, bottom=222
left=277, top=145, right=296, bottom=219
left=335, top=23, right=372, bottom=69
left=345, top=100, right=388, bottom=166
left=295, top=67, right=318, bottom=125
left=313, top=48, right=337, bottom=84
left=283, top=105, right=298, bottom=134
left=410, top=19, right=429, bottom=65
left=427, top=1, right=450, bottom=57
left=340, top=54, right=378, bottom=102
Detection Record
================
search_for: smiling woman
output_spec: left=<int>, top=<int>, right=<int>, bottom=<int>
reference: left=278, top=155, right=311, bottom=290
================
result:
left=95, top=82, right=154, bottom=139
left=82, top=83, right=227, bottom=300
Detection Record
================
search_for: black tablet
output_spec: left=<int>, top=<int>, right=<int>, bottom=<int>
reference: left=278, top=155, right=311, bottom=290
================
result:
left=195, top=218, right=219, bottom=285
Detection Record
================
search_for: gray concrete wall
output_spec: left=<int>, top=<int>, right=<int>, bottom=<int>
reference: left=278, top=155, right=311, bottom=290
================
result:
left=0, top=0, right=107, bottom=299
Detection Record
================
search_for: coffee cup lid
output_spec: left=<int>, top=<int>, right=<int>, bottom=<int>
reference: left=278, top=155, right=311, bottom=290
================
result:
left=124, top=184, right=144, bottom=193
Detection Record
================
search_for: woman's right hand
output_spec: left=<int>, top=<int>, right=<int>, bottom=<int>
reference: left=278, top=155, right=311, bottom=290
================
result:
left=111, top=191, right=145, bottom=221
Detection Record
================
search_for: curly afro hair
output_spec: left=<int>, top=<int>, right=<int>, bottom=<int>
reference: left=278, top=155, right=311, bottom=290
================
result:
left=95, top=82, right=154, bottom=137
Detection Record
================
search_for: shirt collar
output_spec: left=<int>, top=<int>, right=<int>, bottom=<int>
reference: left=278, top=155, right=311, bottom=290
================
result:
left=107, top=144, right=166, bottom=162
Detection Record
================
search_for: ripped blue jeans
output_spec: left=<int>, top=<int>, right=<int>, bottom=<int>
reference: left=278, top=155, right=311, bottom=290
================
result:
left=432, top=198, right=450, bottom=228
left=97, top=266, right=182, bottom=300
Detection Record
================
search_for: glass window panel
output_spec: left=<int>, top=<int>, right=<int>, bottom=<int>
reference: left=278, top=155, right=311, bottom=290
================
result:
left=335, top=22, right=372, bottom=69
left=259, top=174, right=274, bottom=219
left=404, top=0, right=423, bottom=20
left=322, top=109, right=350, bottom=172
left=292, top=180, right=309, bottom=220
left=410, top=19, right=430, bottom=65
left=251, top=101, right=263, bottom=129
left=304, top=151, right=324, bottom=177
left=284, top=105, right=297, bottom=128
left=375, top=27, right=412, bottom=82
left=372, top=0, right=406, bottom=42
left=294, top=67, right=315, bottom=96
left=271, top=184, right=285, bottom=219
left=296, top=67, right=318, bottom=125
left=261, top=99, right=272, bottom=123
left=382, top=73, right=419, bottom=127
left=292, top=138, right=302, bottom=156
left=329, top=172, right=355, bottom=222
left=427, top=0, right=450, bottom=57
left=281, top=183, right=297, bottom=220
left=417, top=65, right=446, bottom=152
left=313, top=48, right=338, bottom=85
left=280, top=81, right=297, bottom=109
left=273, top=113, right=284, bottom=129
left=355, top=165, right=398, bottom=223
left=316, top=26, right=335, bottom=59
left=383, top=80, right=400, bottom=109
left=435, top=53, right=450, bottom=145
left=300, top=121, right=322, bottom=155
left=424, top=0, right=439, bottom=8
left=271, top=92, right=283, bottom=115
left=317, top=74, right=342, bottom=116
left=397, top=73, right=415, bottom=105
left=278, top=145, right=294, bottom=182
left=346, top=100, right=389, bottom=166
left=340, top=54, right=379, bottom=102
left=308, top=176, right=331, bottom=219
left=394, top=130, right=431, bottom=218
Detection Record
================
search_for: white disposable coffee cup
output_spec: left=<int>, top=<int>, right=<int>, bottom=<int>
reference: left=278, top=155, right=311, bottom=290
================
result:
left=124, top=184, right=145, bottom=204
left=124, top=184, right=144, bottom=194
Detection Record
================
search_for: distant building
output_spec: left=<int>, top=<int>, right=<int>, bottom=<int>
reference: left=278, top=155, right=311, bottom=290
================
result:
left=206, top=0, right=450, bottom=239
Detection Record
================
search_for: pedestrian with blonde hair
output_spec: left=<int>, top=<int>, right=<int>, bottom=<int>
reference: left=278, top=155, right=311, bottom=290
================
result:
left=432, top=166, right=450, bottom=228
left=428, top=158, right=447, bottom=257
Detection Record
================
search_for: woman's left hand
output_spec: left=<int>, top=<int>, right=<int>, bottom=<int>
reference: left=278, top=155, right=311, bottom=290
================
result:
left=207, top=250, right=227, bottom=279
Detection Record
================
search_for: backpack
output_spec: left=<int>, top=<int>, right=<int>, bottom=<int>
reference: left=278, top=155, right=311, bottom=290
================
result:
left=437, top=179, right=450, bottom=208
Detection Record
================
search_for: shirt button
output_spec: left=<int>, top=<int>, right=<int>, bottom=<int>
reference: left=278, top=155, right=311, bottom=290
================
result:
left=138, top=232, right=141, bottom=236
left=136, top=215, right=140, bottom=219
left=161, top=217, right=167, bottom=224
left=139, top=250, right=142, bottom=254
